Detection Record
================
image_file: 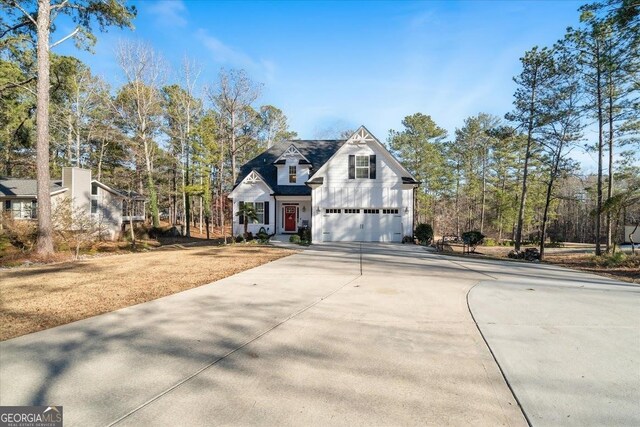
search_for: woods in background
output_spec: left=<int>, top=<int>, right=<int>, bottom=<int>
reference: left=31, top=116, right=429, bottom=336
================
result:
left=1, top=0, right=638, bottom=258
left=1, top=1, right=297, bottom=251
left=388, top=0, right=639, bottom=258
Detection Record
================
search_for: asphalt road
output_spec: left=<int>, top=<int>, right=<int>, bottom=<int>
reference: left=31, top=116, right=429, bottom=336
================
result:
left=1, top=243, right=637, bottom=426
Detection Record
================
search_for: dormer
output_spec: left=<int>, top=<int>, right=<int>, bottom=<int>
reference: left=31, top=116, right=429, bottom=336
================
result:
left=274, top=144, right=311, bottom=186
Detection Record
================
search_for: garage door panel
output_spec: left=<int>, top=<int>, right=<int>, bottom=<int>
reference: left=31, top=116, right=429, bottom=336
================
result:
left=322, top=209, right=402, bottom=243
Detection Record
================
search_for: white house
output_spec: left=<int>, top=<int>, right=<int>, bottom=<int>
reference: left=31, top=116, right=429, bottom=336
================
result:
left=0, top=167, right=145, bottom=240
left=229, top=126, right=419, bottom=243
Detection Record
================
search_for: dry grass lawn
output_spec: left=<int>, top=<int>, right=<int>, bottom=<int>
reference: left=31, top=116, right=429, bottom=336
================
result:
left=0, top=245, right=296, bottom=341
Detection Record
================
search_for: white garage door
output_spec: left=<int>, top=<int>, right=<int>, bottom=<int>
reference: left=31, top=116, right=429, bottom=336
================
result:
left=322, top=208, right=402, bottom=242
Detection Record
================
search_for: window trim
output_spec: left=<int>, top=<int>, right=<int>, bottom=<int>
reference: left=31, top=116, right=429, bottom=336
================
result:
left=355, top=155, right=370, bottom=179
left=288, top=165, right=297, bottom=183
left=245, top=201, right=265, bottom=224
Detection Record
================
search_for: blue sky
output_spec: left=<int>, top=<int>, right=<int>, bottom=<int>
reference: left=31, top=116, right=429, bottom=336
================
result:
left=55, top=0, right=601, bottom=168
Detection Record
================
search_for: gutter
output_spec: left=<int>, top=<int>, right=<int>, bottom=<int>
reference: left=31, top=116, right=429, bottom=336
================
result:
left=271, top=194, right=278, bottom=237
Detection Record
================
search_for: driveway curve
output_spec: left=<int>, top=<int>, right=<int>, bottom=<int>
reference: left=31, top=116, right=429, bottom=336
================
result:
left=464, top=256, right=640, bottom=427
left=1, top=243, right=525, bottom=426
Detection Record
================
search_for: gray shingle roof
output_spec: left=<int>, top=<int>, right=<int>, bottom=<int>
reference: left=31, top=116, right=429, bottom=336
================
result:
left=0, top=179, right=65, bottom=197
left=236, top=139, right=346, bottom=196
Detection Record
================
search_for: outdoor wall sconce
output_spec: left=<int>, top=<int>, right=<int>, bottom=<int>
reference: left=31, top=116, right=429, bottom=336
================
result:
left=404, top=207, right=409, bottom=213
left=316, top=206, right=321, bottom=213
left=302, top=206, right=306, bottom=213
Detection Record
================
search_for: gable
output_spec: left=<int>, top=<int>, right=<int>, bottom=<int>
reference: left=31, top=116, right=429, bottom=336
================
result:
left=273, top=144, right=310, bottom=164
left=233, top=139, right=346, bottom=195
left=229, top=170, right=274, bottom=199
left=311, top=126, right=417, bottom=185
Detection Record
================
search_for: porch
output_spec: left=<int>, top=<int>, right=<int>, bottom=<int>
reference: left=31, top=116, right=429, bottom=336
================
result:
left=274, top=196, right=311, bottom=235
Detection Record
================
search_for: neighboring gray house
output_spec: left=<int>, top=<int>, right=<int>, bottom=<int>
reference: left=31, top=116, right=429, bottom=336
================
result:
left=0, top=167, right=145, bottom=240
left=229, top=126, right=419, bottom=242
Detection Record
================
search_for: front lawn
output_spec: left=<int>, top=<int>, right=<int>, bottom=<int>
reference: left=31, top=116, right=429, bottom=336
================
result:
left=0, top=245, right=296, bottom=341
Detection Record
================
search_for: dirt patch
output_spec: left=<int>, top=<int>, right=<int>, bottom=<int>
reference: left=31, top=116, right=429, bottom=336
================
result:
left=439, top=245, right=639, bottom=284
left=0, top=245, right=296, bottom=341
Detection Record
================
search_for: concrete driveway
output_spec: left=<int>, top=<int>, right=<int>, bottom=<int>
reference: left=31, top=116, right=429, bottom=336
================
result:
left=1, top=244, right=636, bottom=426
left=462, top=255, right=640, bottom=427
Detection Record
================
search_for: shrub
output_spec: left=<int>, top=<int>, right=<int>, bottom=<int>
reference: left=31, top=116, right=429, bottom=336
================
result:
left=483, top=237, right=498, bottom=246
left=1, top=218, right=37, bottom=252
left=402, top=235, right=413, bottom=244
left=600, top=252, right=627, bottom=267
left=235, top=234, right=245, bottom=243
left=462, top=230, right=485, bottom=247
left=256, top=227, right=269, bottom=243
left=298, top=227, right=311, bottom=243
left=289, top=234, right=301, bottom=244
left=245, top=231, right=254, bottom=241
left=414, top=223, right=434, bottom=245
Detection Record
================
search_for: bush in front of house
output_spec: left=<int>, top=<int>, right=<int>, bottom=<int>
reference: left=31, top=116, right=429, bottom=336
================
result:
left=414, top=223, right=434, bottom=245
left=235, top=234, right=245, bottom=243
left=297, top=227, right=311, bottom=243
left=289, top=234, right=301, bottom=244
left=256, top=227, right=269, bottom=243
left=461, top=230, right=485, bottom=251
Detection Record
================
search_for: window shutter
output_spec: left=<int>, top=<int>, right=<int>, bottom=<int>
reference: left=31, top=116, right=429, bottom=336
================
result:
left=238, top=201, right=244, bottom=224
left=348, top=155, right=355, bottom=179
left=264, top=201, right=270, bottom=224
left=369, top=155, right=376, bottom=179
left=4, top=200, right=11, bottom=211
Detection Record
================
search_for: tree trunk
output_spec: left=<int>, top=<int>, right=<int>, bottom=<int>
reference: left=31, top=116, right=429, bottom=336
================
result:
left=480, top=149, right=487, bottom=234
left=515, top=68, right=538, bottom=252
left=605, top=64, right=614, bottom=253
left=595, top=41, right=604, bottom=256
left=97, top=138, right=107, bottom=181
left=231, top=112, right=237, bottom=184
left=142, top=137, right=160, bottom=227
left=35, top=0, right=54, bottom=256
left=454, top=162, right=460, bottom=236
left=540, top=165, right=559, bottom=261
left=181, top=139, right=188, bottom=236
left=199, top=176, right=203, bottom=235
left=67, top=113, right=73, bottom=166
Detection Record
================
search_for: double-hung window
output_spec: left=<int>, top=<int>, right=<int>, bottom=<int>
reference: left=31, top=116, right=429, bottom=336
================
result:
left=245, top=202, right=264, bottom=224
left=254, top=202, right=264, bottom=224
left=288, top=166, right=297, bottom=183
left=355, top=155, right=370, bottom=178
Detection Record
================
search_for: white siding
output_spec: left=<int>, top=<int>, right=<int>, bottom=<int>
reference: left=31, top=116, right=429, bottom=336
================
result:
left=310, top=141, right=415, bottom=242
left=231, top=180, right=275, bottom=236
left=276, top=157, right=310, bottom=186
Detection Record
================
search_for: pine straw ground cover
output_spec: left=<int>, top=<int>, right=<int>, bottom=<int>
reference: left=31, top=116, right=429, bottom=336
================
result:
left=0, top=245, right=296, bottom=341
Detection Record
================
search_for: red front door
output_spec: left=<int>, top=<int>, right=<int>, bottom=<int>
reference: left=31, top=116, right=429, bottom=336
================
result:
left=284, top=206, right=296, bottom=232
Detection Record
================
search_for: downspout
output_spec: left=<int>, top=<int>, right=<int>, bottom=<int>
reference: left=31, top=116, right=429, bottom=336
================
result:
left=412, top=185, right=416, bottom=239
left=271, top=194, right=277, bottom=237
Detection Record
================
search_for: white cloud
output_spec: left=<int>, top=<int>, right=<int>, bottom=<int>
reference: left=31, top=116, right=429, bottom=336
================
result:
left=147, top=0, right=188, bottom=28
left=196, top=29, right=256, bottom=67
left=195, top=29, right=276, bottom=82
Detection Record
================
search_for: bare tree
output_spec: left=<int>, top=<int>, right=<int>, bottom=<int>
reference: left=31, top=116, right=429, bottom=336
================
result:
left=210, top=68, right=261, bottom=184
left=114, top=40, right=166, bottom=228
left=164, top=58, right=202, bottom=236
